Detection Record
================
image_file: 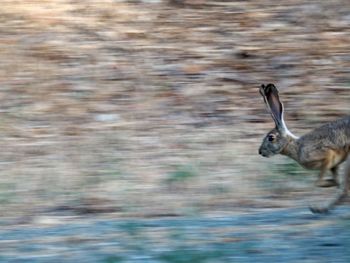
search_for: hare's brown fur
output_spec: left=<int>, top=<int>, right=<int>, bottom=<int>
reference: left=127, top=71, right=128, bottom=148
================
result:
left=282, top=117, right=350, bottom=169
left=259, top=84, right=350, bottom=213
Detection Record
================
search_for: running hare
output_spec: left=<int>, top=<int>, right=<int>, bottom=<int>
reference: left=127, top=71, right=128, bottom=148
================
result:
left=259, top=83, right=350, bottom=213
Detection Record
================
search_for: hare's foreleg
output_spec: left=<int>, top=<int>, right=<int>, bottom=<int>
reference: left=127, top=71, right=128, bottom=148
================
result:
left=315, top=166, right=338, bottom=187
left=310, top=158, right=350, bottom=214
left=310, top=174, right=348, bottom=214
left=314, top=151, right=340, bottom=188
left=330, top=166, right=340, bottom=187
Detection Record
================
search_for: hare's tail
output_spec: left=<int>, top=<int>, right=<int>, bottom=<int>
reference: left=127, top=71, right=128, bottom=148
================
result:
left=310, top=156, right=350, bottom=214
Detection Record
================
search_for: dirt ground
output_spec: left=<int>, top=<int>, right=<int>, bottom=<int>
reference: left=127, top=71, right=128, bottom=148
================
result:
left=0, top=0, right=349, bottom=262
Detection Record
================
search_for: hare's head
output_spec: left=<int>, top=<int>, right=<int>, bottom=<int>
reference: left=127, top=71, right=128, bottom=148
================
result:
left=259, top=128, right=290, bottom=157
left=258, top=84, right=293, bottom=157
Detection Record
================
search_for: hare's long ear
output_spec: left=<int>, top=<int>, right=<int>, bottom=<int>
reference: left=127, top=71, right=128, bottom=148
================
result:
left=259, top=84, right=286, bottom=132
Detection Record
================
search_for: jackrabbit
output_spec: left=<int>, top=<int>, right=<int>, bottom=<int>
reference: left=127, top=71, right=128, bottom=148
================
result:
left=259, top=83, right=350, bottom=213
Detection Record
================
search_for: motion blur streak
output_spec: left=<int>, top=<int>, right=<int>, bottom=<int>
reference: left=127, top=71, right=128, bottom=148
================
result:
left=0, top=1, right=349, bottom=262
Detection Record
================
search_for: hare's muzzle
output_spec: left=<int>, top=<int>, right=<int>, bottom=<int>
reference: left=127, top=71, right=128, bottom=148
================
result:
left=259, top=149, right=263, bottom=156
left=259, top=147, right=268, bottom=157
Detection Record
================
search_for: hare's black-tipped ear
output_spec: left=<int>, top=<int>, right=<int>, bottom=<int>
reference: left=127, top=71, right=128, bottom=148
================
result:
left=259, top=84, right=265, bottom=97
left=259, top=83, right=284, bottom=130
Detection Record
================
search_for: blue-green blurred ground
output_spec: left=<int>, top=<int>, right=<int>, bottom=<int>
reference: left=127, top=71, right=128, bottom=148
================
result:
left=1, top=207, right=350, bottom=262
left=0, top=0, right=349, bottom=262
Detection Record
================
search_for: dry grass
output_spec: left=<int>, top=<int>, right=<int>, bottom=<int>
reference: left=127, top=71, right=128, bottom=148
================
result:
left=0, top=0, right=349, bottom=220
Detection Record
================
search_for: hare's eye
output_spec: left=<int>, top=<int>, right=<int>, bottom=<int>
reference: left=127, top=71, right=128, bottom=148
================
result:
left=268, top=134, right=275, bottom=142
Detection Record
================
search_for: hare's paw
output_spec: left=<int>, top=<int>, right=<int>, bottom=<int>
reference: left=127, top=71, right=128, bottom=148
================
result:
left=315, top=179, right=338, bottom=188
left=309, top=205, right=330, bottom=214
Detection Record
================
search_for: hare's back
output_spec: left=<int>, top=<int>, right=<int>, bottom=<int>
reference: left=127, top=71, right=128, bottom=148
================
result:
left=300, top=116, right=350, bottom=148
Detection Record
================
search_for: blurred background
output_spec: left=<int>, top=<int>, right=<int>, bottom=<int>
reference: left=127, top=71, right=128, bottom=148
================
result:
left=0, top=0, right=349, bottom=262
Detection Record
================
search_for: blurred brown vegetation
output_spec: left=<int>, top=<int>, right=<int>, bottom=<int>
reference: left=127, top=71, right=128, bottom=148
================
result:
left=0, top=0, right=349, bottom=220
